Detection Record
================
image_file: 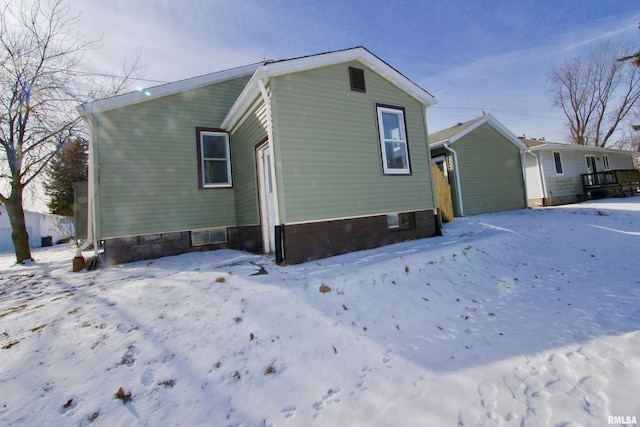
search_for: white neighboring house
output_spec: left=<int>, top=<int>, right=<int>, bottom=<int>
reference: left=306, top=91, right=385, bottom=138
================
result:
left=523, top=138, right=640, bottom=207
left=0, top=205, right=74, bottom=253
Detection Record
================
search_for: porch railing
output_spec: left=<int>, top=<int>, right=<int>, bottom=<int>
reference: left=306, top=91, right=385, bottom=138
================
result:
left=581, top=169, right=640, bottom=197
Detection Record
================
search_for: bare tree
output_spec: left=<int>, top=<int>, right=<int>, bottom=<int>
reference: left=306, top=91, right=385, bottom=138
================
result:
left=549, top=42, right=640, bottom=148
left=0, top=0, right=140, bottom=263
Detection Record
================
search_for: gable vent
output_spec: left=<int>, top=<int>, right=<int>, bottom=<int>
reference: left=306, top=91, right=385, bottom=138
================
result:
left=349, top=66, right=366, bottom=93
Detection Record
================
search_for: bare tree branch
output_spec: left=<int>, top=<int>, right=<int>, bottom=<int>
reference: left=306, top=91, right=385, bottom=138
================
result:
left=549, top=42, right=640, bottom=147
left=0, top=0, right=144, bottom=263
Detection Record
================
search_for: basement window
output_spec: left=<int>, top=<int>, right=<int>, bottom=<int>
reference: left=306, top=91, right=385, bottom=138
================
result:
left=191, top=228, right=228, bottom=246
left=349, top=66, right=366, bottom=92
left=387, top=213, right=416, bottom=231
left=387, top=214, right=400, bottom=229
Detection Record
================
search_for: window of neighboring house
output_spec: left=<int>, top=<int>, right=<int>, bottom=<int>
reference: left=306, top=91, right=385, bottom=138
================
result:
left=552, top=151, right=564, bottom=175
left=585, top=155, right=597, bottom=173
left=196, top=128, right=232, bottom=188
left=376, top=105, right=411, bottom=175
left=603, top=155, right=610, bottom=170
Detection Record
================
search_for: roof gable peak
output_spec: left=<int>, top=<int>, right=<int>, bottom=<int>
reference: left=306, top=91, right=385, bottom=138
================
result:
left=429, top=114, right=526, bottom=151
left=221, top=47, right=436, bottom=130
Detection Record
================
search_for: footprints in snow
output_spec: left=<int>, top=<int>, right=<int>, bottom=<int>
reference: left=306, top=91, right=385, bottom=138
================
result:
left=312, top=388, right=342, bottom=418
left=354, top=365, right=371, bottom=392
left=282, top=365, right=371, bottom=421
left=459, top=347, right=612, bottom=426
left=141, top=367, right=156, bottom=386
left=280, top=405, right=296, bottom=419
left=280, top=386, right=344, bottom=420
left=569, top=375, right=609, bottom=417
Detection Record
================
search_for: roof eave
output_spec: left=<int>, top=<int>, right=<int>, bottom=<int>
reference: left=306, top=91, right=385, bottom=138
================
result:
left=221, top=47, right=437, bottom=130
left=430, top=114, right=527, bottom=152
left=528, top=143, right=638, bottom=155
left=79, top=62, right=262, bottom=115
left=429, top=139, right=449, bottom=149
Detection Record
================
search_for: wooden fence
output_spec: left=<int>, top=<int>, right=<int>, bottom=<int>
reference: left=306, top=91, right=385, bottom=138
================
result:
left=432, top=166, right=454, bottom=224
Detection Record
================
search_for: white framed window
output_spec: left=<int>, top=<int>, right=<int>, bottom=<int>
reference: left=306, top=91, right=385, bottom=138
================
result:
left=376, top=105, right=411, bottom=175
left=552, top=151, right=564, bottom=175
left=197, top=128, right=232, bottom=188
left=603, top=155, right=610, bottom=171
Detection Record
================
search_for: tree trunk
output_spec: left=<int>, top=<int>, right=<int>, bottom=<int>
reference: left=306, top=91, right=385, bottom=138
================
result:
left=4, top=192, right=33, bottom=264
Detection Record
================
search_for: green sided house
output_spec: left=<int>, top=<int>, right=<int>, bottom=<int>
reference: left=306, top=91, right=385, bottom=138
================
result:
left=429, top=114, right=528, bottom=217
left=77, top=47, right=439, bottom=265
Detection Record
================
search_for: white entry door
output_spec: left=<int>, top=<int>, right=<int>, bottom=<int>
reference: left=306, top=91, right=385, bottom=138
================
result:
left=256, top=142, right=277, bottom=253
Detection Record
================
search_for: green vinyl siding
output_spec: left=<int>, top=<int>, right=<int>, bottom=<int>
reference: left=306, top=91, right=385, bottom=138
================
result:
left=94, top=76, right=251, bottom=239
left=452, top=123, right=525, bottom=215
left=230, top=98, right=269, bottom=226
left=271, top=61, right=434, bottom=224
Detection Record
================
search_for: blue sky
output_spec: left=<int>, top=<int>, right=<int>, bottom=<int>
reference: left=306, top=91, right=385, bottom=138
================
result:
left=72, top=0, right=639, bottom=142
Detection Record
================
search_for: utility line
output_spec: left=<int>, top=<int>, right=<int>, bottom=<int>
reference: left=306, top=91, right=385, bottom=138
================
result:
left=71, top=69, right=169, bottom=84
left=432, top=106, right=563, bottom=121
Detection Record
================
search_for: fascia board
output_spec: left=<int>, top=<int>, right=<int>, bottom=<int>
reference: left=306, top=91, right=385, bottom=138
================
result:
left=446, top=114, right=527, bottom=152
left=220, top=67, right=267, bottom=130
left=221, top=47, right=437, bottom=130
left=446, top=115, right=492, bottom=144
left=429, top=139, right=449, bottom=149
left=356, top=52, right=437, bottom=107
left=528, top=142, right=637, bottom=155
left=79, top=62, right=261, bottom=115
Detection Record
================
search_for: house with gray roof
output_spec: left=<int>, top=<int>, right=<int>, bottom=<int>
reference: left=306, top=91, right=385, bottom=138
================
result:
left=429, top=114, right=528, bottom=217
left=522, top=139, right=639, bottom=206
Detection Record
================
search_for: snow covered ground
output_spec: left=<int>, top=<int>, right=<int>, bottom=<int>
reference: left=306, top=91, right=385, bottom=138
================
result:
left=1, top=197, right=639, bottom=427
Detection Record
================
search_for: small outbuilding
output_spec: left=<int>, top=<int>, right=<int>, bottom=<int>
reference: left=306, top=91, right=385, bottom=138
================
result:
left=0, top=205, right=73, bottom=253
left=429, top=114, right=527, bottom=217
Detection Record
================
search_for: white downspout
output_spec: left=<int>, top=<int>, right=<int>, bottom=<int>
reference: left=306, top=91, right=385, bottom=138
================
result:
left=535, top=151, right=548, bottom=201
left=76, top=104, right=98, bottom=257
left=443, top=142, right=464, bottom=217
left=257, top=78, right=281, bottom=226
left=520, top=149, right=529, bottom=207
left=423, top=105, right=438, bottom=218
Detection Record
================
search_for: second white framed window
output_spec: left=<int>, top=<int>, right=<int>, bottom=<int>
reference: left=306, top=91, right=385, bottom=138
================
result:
left=376, top=105, right=411, bottom=175
left=552, top=151, right=564, bottom=175
left=197, top=128, right=232, bottom=188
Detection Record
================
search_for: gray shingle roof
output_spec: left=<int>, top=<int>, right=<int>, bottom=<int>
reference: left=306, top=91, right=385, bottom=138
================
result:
left=428, top=115, right=486, bottom=144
